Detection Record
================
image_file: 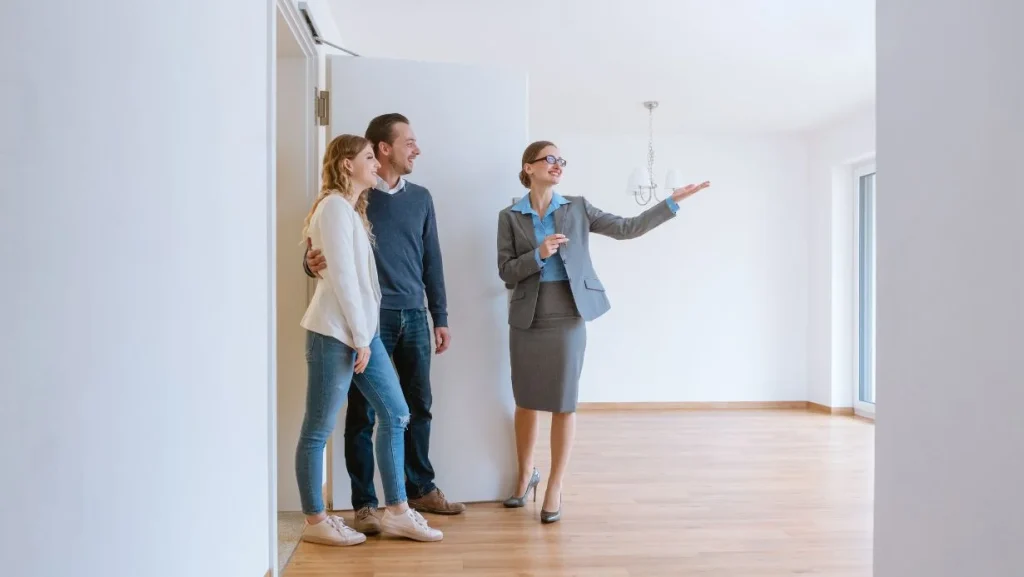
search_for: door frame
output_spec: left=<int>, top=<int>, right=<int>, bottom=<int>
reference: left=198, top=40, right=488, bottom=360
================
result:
left=269, top=0, right=319, bottom=575
left=851, top=160, right=877, bottom=419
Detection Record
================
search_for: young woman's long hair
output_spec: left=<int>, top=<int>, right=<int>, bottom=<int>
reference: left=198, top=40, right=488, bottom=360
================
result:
left=301, top=134, right=375, bottom=243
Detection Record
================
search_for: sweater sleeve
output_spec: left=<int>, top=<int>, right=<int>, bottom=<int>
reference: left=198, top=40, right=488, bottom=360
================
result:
left=318, top=198, right=373, bottom=348
left=421, top=191, right=448, bottom=328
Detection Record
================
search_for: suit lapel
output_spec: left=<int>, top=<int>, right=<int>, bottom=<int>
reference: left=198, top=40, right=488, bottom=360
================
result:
left=515, top=211, right=539, bottom=250
left=554, top=200, right=570, bottom=237
left=512, top=195, right=569, bottom=252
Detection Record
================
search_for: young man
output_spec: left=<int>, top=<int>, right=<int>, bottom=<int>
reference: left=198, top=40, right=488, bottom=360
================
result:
left=304, top=114, right=465, bottom=532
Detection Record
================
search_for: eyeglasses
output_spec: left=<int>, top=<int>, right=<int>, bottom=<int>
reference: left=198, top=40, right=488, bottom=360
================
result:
left=531, top=155, right=567, bottom=167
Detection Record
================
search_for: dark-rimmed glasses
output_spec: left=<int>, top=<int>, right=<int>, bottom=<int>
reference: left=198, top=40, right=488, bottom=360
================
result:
left=531, top=155, right=567, bottom=167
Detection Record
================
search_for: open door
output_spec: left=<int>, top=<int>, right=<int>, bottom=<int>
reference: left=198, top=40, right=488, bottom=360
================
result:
left=326, top=56, right=528, bottom=506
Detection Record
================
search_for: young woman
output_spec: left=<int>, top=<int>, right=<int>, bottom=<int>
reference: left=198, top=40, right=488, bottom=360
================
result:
left=296, top=134, right=443, bottom=545
left=496, top=140, right=710, bottom=523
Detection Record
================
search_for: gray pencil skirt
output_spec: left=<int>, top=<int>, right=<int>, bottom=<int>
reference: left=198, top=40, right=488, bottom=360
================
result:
left=509, top=281, right=587, bottom=413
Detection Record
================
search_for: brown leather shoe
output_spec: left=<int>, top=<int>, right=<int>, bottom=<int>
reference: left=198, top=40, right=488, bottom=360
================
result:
left=408, top=488, right=466, bottom=515
left=352, top=506, right=381, bottom=534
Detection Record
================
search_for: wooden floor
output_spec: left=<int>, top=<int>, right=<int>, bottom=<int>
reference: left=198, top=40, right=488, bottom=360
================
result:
left=282, top=410, right=874, bottom=577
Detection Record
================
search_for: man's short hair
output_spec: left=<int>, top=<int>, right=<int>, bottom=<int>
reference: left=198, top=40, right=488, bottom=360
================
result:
left=365, top=113, right=410, bottom=156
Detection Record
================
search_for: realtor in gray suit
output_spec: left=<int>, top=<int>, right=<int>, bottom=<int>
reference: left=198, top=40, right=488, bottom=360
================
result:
left=496, top=140, right=710, bottom=523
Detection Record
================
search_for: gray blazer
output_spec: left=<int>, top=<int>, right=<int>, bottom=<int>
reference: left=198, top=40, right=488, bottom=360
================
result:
left=496, top=196, right=677, bottom=329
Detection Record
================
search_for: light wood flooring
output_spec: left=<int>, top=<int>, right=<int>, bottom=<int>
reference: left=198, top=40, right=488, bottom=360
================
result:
left=282, top=410, right=874, bottom=577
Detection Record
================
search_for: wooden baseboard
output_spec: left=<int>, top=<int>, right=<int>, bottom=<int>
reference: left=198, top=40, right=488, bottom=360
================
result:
left=578, top=401, right=808, bottom=411
left=807, top=402, right=855, bottom=416
left=578, top=401, right=861, bottom=417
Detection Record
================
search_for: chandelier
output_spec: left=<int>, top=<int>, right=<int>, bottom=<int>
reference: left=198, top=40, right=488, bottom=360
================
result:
left=627, top=101, right=683, bottom=206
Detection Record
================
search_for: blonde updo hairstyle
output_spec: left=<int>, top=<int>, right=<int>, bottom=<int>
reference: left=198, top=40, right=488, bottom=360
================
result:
left=519, top=140, right=557, bottom=188
left=302, top=134, right=375, bottom=243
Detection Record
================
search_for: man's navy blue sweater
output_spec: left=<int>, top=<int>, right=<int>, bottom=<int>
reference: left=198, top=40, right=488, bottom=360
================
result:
left=365, top=182, right=448, bottom=327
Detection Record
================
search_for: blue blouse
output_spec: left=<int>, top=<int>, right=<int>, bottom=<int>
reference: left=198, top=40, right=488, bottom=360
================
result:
left=510, top=193, right=571, bottom=282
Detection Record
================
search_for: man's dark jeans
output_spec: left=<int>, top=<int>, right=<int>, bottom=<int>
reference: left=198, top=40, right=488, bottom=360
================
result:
left=344, top=308, right=436, bottom=509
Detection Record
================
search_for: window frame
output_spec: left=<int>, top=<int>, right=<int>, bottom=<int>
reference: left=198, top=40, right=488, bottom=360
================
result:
left=852, top=161, right=877, bottom=418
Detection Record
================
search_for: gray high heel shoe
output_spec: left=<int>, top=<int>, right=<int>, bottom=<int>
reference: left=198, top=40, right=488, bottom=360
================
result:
left=540, top=492, right=561, bottom=524
left=502, top=468, right=540, bottom=508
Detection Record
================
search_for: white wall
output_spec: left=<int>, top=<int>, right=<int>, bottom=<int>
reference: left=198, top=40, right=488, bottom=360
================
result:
left=543, top=132, right=810, bottom=403
left=805, top=105, right=876, bottom=407
left=0, top=2, right=272, bottom=576
left=874, top=0, right=1024, bottom=575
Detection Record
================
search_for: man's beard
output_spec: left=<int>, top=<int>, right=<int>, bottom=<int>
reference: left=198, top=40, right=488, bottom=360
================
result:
left=391, top=158, right=412, bottom=176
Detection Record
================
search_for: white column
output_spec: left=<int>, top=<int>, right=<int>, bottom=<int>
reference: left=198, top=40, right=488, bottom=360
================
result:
left=0, top=2, right=274, bottom=576
left=875, top=1, right=1024, bottom=575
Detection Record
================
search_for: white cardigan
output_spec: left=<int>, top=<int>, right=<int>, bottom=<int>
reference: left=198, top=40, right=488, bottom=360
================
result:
left=300, top=194, right=381, bottom=349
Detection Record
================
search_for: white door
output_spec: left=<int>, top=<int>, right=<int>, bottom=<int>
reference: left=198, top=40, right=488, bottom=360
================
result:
left=326, top=56, right=528, bottom=506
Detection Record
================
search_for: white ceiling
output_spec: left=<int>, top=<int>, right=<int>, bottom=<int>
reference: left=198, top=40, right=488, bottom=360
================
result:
left=326, top=0, right=875, bottom=134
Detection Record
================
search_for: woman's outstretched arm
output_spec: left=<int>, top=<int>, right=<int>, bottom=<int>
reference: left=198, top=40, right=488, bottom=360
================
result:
left=586, top=181, right=711, bottom=239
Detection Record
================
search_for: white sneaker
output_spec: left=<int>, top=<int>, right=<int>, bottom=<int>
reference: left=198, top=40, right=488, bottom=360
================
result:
left=380, top=508, right=444, bottom=542
left=300, top=515, right=366, bottom=547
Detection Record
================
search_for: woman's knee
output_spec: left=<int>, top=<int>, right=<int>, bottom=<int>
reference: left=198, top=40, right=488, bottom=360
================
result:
left=377, top=402, right=411, bottom=431
left=299, top=410, right=339, bottom=444
left=297, top=431, right=329, bottom=454
left=355, top=360, right=410, bottom=429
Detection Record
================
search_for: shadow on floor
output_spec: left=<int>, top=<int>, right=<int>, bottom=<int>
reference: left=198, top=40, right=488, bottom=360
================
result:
left=278, top=512, right=305, bottom=573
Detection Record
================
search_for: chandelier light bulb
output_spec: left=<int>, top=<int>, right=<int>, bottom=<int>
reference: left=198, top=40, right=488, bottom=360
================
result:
left=626, top=100, right=679, bottom=206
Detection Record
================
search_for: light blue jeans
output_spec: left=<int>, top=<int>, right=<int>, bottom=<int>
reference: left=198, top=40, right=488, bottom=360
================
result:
left=296, top=331, right=410, bottom=514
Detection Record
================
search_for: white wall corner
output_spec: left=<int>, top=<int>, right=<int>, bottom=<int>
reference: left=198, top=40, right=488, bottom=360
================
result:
left=805, top=103, right=876, bottom=408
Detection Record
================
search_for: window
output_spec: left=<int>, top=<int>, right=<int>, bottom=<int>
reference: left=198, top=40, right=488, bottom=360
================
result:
left=853, top=162, right=876, bottom=415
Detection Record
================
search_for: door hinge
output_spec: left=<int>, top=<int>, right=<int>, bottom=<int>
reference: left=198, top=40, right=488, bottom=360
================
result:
left=315, top=89, right=330, bottom=126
